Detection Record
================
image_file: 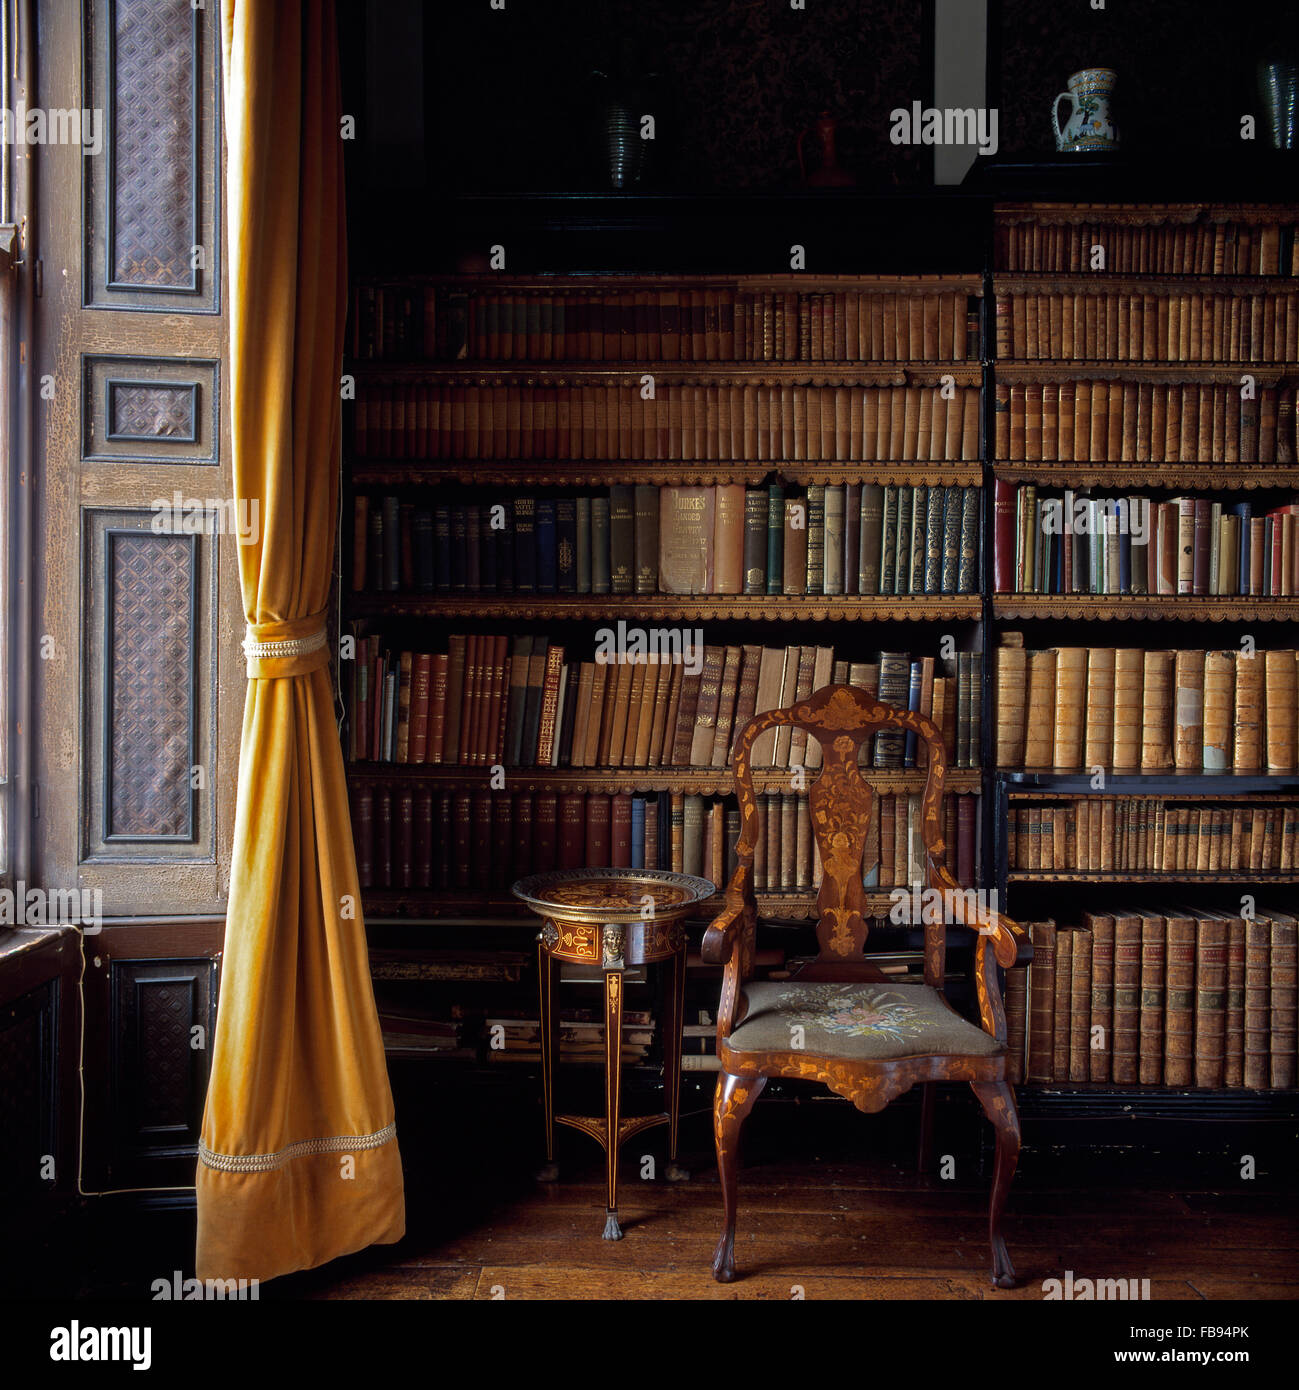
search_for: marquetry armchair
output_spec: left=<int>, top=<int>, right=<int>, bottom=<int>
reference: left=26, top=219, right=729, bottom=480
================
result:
left=702, top=683, right=1031, bottom=1288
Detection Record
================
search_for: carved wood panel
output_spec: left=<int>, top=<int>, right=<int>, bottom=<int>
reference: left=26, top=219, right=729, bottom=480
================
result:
left=111, top=957, right=216, bottom=1162
left=83, top=0, right=220, bottom=311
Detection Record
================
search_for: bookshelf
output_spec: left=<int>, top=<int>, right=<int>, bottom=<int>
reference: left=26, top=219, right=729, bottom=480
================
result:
left=338, top=192, right=1297, bottom=1134
left=988, top=199, right=1299, bottom=1119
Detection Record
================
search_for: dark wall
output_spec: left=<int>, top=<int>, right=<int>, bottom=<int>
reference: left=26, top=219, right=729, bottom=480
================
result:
left=346, top=0, right=929, bottom=196
left=996, top=0, right=1299, bottom=158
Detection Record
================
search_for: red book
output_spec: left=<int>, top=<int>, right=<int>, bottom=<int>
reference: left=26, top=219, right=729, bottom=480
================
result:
left=1192, top=498, right=1211, bottom=596
left=611, top=793, right=633, bottom=868
left=434, top=792, right=453, bottom=889
left=533, top=793, right=558, bottom=872
left=957, top=795, right=976, bottom=886
left=414, top=787, right=433, bottom=889
left=512, top=793, right=533, bottom=879
left=409, top=653, right=433, bottom=763
left=585, top=793, right=612, bottom=865
left=992, top=477, right=1016, bottom=593
left=427, top=653, right=450, bottom=764
left=459, top=634, right=480, bottom=766
left=1270, top=512, right=1285, bottom=596
left=481, top=634, right=510, bottom=765
left=558, top=792, right=586, bottom=869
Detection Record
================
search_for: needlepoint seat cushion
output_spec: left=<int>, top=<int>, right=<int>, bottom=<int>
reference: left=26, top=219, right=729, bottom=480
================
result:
left=725, top=981, right=1003, bottom=1061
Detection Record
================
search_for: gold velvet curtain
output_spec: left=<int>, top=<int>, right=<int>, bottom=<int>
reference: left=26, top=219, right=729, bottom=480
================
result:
left=196, top=0, right=405, bottom=1282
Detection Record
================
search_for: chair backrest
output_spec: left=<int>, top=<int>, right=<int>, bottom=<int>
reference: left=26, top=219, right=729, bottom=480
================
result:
left=730, top=683, right=951, bottom=978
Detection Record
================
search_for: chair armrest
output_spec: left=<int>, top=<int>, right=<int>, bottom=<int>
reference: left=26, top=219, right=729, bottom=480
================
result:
left=927, top=857, right=1030, bottom=969
left=701, top=900, right=747, bottom=965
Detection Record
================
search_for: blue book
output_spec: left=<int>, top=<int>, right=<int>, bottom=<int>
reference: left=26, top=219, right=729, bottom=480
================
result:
left=535, top=498, right=557, bottom=593
left=1118, top=530, right=1131, bottom=594
left=513, top=496, right=536, bottom=593
left=903, top=660, right=923, bottom=768
left=630, top=797, right=646, bottom=869
left=434, top=505, right=452, bottom=592
left=555, top=497, right=577, bottom=594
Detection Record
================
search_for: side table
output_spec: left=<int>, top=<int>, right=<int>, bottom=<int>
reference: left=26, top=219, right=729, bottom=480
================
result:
left=511, top=867, right=714, bottom=1239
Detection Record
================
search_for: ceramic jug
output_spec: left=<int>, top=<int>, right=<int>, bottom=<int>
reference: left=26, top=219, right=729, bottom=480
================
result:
left=1052, top=68, right=1119, bottom=152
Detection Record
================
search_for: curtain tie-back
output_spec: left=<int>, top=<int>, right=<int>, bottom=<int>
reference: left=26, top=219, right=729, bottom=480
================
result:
left=242, top=615, right=330, bottom=679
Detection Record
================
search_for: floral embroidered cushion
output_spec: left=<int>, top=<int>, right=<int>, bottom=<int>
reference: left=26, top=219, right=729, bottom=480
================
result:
left=725, top=981, right=1002, bottom=1060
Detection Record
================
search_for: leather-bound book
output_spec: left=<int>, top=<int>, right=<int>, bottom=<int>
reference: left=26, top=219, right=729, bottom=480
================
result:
left=794, top=797, right=813, bottom=890
left=1005, top=967, right=1029, bottom=1084
left=1051, top=928, right=1074, bottom=1082
left=940, top=485, right=962, bottom=595
left=600, top=661, right=633, bottom=768
left=709, top=646, right=744, bottom=767
left=608, top=484, right=635, bottom=595
left=610, top=793, right=633, bottom=869
left=408, top=652, right=433, bottom=764
left=822, top=485, right=846, bottom=596
left=441, top=634, right=468, bottom=765
left=512, top=496, right=537, bottom=594
left=510, top=792, right=533, bottom=879
left=957, top=487, right=979, bottom=593
left=518, top=639, right=549, bottom=767
left=351, top=785, right=374, bottom=888
left=1139, top=650, right=1174, bottom=770
left=1022, top=650, right=1057, bottom=769
left=842, top=481, right=861, bottom=595
left=782, top=497, right=808, bottom=596
left=1268, top=911, right=1298, bottom=1090
left=1162, top=912, right=1196, bottom=1086
left=620, top=663, right=647, bottom=767
left=1138, top=913, right=1167, bottom=1086
left=590, top=494, right=611, bottom=595
left=1069, top=929, right=1093, bottom=1082
left=1110, top=912, right=1143, bottom=1084
left=670, top=662, right=704, bottom=767
left=731, top=644, right=764, bottom=746
left=1052, top=647, right=1088, bottom=770
left=1110, top=648, right=1145, bottom=769
left=993, top=645, right=1028, bottom=768
left=878, top=485, right=898, bottom=593
left=1189, top=910, right=1229, bottom=1089
left=765, top=484, right=785, bottom=594
left=743, top=488, right=768, bottom=594
left=681, top=794, right=705, bottom=880
left=713, top=483, right=746, bottom=595
left=1085, top=912, right=1115, bottom=1081
left=873, top=651, right=910, bottom=768
left=956, top=793, right=976, bottom=887
left=1232, top=650, right=1264, bottom=771
left=643, top=796, right=660, bottom=871
left=658, top=486, right=714, bottom=594
left=992, top=478, right=1015, bottom=592
left=568, top=661, right=595, bottom=769
left=1172, top=649, right=1205, bottom=770
left=1264, top=649, right=1298, bottom=771
left=1027, top=921, right=1057, bottom=1082
left=426, top=652, right=450, bottom=766
left=1244, top=915, right=1272, bottom=1088
left=413, top=786, right=434, bottom=890
left=445, top=790, right=469, bottom=890
left=858, top=483, right=884, bottom=594
left=689, top=646, right=726, bottom=767
left=1081, top=646, right=1115, bottom=769
left=632, top=484, right=659, bottom=594
left=804, top=483, right=826, bottom=596
left=582, top=792, right=611, bottom=866
left=1201, top=650, right=1235, bottom=769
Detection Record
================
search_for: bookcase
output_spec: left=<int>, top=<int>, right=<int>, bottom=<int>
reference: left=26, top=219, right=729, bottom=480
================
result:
left=988, top=202, right=1299, bottom=1122
left=338, top=192, right=1299, bottom=1136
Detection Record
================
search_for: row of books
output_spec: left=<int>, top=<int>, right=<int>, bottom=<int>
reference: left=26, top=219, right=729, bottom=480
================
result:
left=349, top=281, right=981, bottom=364
left=994, top=216, right=1299, bottom=277
left=346, top=635, right=985, bottom=772
left=993, top=289, right=1299, bottom=363
left=994, top=644, right=1299, bottom=774
left=352, top=483, right=982, bottom=599
left=350, top=383, right=983, bottom=462
left=993, top=484, right=1299, bottom=597
left=348, top=784, right=981, bottom=893
left=992, top=381, right=1297, bottom=463
left=483, top=1009, right=655, bottom=1066
left=1005, top=911, right=1297, bottom=1090
left=1007, top=799, right=1299, bottom=874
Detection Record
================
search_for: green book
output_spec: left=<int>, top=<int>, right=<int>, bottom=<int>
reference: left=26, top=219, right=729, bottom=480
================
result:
left=879, top=485, right=898, bottom=595
left=924, top=483, right=944, bottom=594
left=633, top=483, right=659, bottom=594
left=892, top=485, right=912, bottom=596
left=765, top=483, right=784, bottom=595
left=591, top=495, right=611, bottom=595
left=941, top=485, right=961, bottom=595
left=909, top=485, right=928, bottom=595
left=575, top=495, right=592, bottom=594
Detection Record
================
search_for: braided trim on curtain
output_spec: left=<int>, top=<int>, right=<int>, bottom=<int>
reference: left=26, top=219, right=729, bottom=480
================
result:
left=198, top=1122, right=398, bottom=1173
left=241, top=625, right=328, bottom=661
